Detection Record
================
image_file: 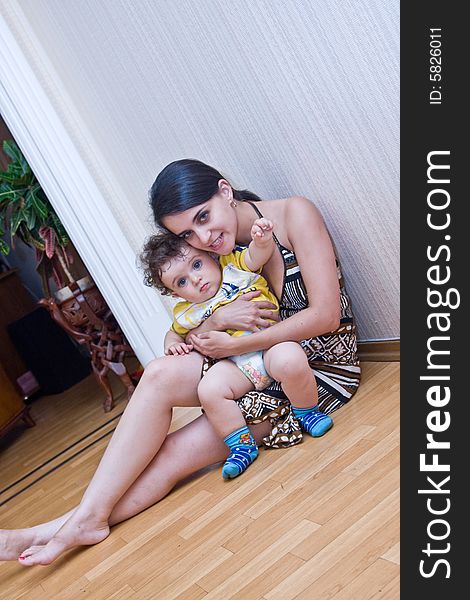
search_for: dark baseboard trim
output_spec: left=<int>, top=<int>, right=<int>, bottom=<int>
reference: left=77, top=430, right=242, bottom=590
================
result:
left=358, top=339, right=400, bottom=362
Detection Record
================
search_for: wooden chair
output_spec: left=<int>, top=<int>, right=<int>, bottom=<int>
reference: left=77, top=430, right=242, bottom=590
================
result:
left=39, top=279, right=138, bottom=411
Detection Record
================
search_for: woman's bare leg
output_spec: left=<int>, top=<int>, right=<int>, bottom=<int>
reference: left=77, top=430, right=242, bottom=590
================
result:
left=16, top=351, right=205, bottom=566
left=1, top=415, right=271, bottom=562
left=0, top=513, right=73, bottom=561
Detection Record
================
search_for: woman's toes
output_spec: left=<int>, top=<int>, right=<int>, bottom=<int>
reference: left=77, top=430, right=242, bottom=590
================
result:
left=18, top=541, right=66, bottom=566
left=17, top=518, right=110, bottom=566
left=18, top=545, right=43, bottom=564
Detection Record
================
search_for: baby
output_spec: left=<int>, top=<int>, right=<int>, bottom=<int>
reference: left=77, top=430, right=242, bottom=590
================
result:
left=141, top=218, right=333, bottom=479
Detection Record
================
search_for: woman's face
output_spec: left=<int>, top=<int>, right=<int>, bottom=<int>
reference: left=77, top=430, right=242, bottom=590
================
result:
left=161, top=180, right=238, bottom=255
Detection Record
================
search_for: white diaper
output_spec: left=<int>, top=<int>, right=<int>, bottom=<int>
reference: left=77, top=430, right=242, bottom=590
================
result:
left=230, top=350, right=272, bottom=391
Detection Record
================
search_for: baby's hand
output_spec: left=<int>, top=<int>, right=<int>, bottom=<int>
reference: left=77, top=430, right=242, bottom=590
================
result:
left=165, top=342, right=194, bottom=356
left=251, top=218, right=274, bottom=245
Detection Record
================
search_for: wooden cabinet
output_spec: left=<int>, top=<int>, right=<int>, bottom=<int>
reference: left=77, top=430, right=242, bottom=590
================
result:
left=0, top=268, right=37, bottom=435
left=0, top=362, right=35, bottom=436
left=0, top=268, right=36, bottom=383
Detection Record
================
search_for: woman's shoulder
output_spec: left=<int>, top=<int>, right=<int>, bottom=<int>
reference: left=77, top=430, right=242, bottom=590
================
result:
left=261, top=195, right=323, bottom=228
left=257, top=196, right=325, bottom=253
left=264, top=194, right=320, bottom=210
left=260, top=194, right=319, bottom=213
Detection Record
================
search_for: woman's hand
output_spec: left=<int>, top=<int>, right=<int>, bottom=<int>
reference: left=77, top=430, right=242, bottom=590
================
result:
left=213, top=290, right=279, bottom=332
left=189, top=331, right=236, bottom=359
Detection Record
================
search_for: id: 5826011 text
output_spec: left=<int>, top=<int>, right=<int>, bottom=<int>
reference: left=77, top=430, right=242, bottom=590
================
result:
left=429, top=28, right=442, bottom=105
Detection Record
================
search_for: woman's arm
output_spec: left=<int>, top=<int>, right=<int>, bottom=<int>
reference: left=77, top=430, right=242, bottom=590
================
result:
left=184, top=290, right=279, bottom=339
left=191, top=197, right=341, bottom=358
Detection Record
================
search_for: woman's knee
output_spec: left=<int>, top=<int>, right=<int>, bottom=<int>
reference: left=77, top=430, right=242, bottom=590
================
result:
left=265, top=342, right=309, bottom=380
left=140, top=355, right=177, bottom=388
left=143, top=353, right=203, bottom=388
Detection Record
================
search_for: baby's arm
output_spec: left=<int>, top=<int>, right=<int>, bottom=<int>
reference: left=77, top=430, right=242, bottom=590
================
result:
left=243, top=218, right=276, bottom=271
left=164, top=329, right=194, bottom=355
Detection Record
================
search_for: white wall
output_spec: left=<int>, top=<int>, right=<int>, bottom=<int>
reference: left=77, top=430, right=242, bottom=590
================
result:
left=4, top=0, right=399, bottom=341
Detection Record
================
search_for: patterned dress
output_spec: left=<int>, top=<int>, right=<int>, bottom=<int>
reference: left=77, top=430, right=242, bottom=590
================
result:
left=203, top=202, right=361, bottom=448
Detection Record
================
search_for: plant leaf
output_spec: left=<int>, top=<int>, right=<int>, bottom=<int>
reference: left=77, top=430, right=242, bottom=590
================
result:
left=39, top=225, right=56, bottom=259
left=25, top=207, right=36, bottom=229
left=0, top=141, right=34, bottom=194
left=2, top=140, right=30, bottom=177
left=10, top=206, right=27, bottom=236
left=0, top=164, right=24, bottom=183
left=49, top=210, right=69, bottom=246
left=0, top=187, right=28, bottom=205
left=27, top=185, right=49, bottom=220
left=0, top=238, right=10, bottom=255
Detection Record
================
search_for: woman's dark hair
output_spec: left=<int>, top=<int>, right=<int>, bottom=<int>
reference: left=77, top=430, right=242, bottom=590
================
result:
left=139, top=230, right=189, bottom=295
left=149, top=159, right=260, bottom=226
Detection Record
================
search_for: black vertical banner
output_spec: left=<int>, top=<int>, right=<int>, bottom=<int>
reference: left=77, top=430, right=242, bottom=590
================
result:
left=401, top=4, right=466, bottom=597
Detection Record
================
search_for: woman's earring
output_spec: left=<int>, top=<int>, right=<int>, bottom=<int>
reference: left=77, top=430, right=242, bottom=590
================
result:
left=230, top=199, right=238, bottom=208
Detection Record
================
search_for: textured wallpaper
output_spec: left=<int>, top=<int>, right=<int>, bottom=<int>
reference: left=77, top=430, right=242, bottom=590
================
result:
left=14, top=0, right=399, bottom=340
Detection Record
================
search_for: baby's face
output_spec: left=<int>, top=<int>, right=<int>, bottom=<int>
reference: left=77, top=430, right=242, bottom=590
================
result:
left=161, top=247, right=222, bottom=303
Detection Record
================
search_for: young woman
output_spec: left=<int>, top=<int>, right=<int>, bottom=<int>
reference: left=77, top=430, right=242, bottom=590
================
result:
left=0, top=159, right=360, bottom=566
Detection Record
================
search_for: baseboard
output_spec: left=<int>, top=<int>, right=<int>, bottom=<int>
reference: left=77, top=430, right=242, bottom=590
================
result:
left=358, top=339, right=400, bottom=362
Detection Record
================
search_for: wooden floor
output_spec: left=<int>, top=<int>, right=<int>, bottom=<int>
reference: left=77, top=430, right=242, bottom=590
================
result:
left=0, top=362, right=399, bottom=599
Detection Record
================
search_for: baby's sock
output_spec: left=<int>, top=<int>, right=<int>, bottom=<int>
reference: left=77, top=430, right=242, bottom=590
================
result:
left=292, top=405, right=333, bottom=437
left=222, top=426, right=259, bottom=480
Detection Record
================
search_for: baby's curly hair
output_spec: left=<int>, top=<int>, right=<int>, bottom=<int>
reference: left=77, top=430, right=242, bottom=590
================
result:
left=140, top=230, right=189, bottom=295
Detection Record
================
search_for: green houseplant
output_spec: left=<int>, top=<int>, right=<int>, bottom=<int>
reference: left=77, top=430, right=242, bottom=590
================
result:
left=0, top=139, right=75, bottom=296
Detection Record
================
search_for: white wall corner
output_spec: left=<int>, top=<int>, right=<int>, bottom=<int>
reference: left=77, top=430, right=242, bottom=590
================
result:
left=0, top=10, right=171, bottom=366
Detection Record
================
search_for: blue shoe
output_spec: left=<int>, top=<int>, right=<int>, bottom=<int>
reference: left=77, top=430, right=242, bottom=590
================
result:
left=294, top=406, right=333, bottom=437
left=222, top=445, right=259, bottom=480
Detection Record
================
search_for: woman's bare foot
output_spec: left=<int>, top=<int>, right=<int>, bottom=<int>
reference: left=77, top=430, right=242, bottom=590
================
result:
left=18, top=510, right=110, bottom=566
left=0, top=515, right=67, bottom=561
